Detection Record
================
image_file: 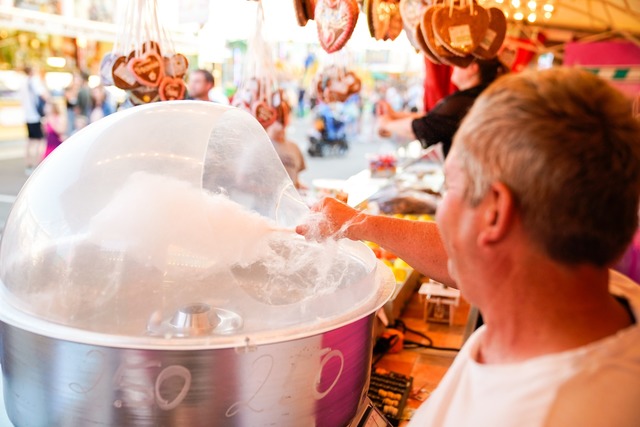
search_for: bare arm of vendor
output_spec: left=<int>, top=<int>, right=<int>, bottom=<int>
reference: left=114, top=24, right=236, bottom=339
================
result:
left=296, top=197, right=454, bottom=286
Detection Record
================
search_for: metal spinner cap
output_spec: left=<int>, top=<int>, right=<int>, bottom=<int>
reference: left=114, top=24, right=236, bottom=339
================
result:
left=170, top=303, right=219, bottom=335
left=147, top=303, right=243, bottom=338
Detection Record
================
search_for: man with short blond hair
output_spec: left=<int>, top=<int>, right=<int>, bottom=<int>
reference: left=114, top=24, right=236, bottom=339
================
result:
left=297, top=67, right=640, bottom=426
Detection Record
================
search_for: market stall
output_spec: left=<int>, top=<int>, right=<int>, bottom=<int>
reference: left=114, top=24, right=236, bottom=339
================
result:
left=0, top=0, right=638, bottom=426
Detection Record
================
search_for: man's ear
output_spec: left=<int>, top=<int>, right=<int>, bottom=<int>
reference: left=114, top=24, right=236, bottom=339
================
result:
left=477, top=182, right=515, bottom=246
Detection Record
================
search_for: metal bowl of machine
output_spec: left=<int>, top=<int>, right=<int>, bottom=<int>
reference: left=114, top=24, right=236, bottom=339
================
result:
left=0, top=102, right=394, bottom=427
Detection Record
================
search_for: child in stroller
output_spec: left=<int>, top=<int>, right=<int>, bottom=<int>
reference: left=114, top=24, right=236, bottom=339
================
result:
left=307, top=102, right=348, bottom=157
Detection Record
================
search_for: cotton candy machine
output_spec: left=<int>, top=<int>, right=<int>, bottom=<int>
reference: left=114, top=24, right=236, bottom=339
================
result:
left=0, top=101, right=394, bottom=426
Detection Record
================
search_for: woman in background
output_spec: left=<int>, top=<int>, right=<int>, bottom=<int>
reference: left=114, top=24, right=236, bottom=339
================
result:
left=377, top=58, right=507, bottom=157
left=267, top=94, right=306, bottom=190
left=89, top=85, right=115, bottom=123
left=43, top=101, right=66, bottom=159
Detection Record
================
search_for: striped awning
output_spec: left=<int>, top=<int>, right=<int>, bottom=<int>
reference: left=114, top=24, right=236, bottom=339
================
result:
left=582, top=66, right=640, bottom=82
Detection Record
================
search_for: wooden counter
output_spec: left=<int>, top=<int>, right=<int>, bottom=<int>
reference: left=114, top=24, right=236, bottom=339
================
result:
left=373, top=278, right=472, bottom=425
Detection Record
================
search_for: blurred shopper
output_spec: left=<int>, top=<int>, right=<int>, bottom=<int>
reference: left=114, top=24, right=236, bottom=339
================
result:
left=64, top=71, right=91, bottom=134
left=76, top=72, right=92, bottom=118
left=187, top=69, right=228, bottom=104
left=42, top=101, right=66, bottom=159
left=187, top=69, right=213, bottom=101
left=18, top=66, right=48, bottom=173
left=89, top=85, right=115, bottom=123
left=298, top=68, right=640, bottom=426
left=72, top=115, right=89, bottom=135
left=267, top=97, right=306, bottom=190
left=378, top=58, right=507, bottom=157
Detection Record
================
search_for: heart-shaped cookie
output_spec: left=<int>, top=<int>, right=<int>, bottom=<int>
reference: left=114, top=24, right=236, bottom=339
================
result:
left=129, top=86, right=159, bottom=105
left=433, top=5, right=490, bottom=57
left=164, top=53, right=189, bottom=78
left=315, top=0, right=359, bottom=53
left=422, top=5, right=474, bottom=67
left=112, top=55, right=140, bottom=90
left=142, top=40, right=162, bottom=56
left=473, top=7, right=506, bottom=59
left=159, top=76, right=186, bottom=101
left=129, top=52, right=165, bottom=87
left=371, top=0, right=403, bottom=41
left=422, top=6, right=456, bottom=60
left=400, top=0, right=429, bottom=51
left=364, top=0, right=375, bottom=37
left=252, top=101, right=278, bottom=129
left=294, top=0, right=310, bottom=26
left=305, top=0, right=316, bottom=19
left=345, top=71, right=362, bottom=95
left=415, top=20, right=441, bottom=65
left=100, top=52, right=119, bottom=86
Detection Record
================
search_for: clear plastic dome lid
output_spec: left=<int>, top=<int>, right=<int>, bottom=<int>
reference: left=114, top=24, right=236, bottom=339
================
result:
left=0, top=101, right=392, bottom=348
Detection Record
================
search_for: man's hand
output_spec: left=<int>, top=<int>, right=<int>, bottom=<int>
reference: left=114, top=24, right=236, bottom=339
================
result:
left=295, top=197, right=365, bottom=241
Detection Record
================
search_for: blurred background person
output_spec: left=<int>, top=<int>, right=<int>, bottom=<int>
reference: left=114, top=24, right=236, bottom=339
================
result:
left=187, top=69, right=229, bottom=104
left=377, top=58, right=507, bottom=157
left=89, top=85, right=115, bottom=123
left=266, top=94, right=306, bottom=190
left=187, top=69, right=214, bottom=101
left=18, top=65, right=48, bottom=173
left=64, top=71, right=91, bottom=134
left=72, top=115, right=89, bottom=135
left=42, top=101, right=66, bottom=159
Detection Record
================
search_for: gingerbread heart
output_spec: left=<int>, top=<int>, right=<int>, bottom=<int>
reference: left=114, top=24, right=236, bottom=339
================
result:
left=129, top=86, right=159, bottom=105
left=305, top=0, right=316, bottom=19
left=473, top=7, right=507, bottom=59
left=400, top=0, right=429, bottom=50
left=294, top=0, right=310, bottom=26
left=415, top=20, right=441, bottom=65
left=164, top=53, right=189, bottom=78
left=386, top=1, right=404, bottom=41
left=142, top=40, right=162, bottom=56
left=371, top=0, right=403, bottom=41
left=422, top=6, right=456, bottom=60
left=112, top=55, right=140, bottom=90
left=159, top=76, right=186, bottom=101
left=100, top=52, right=118, bottom=86
left=345, top=72, right=362, bottom=95
left=316, top=79, right=326, bottom=102
left=364, top=0, right=375, bottom=37
left=129, top=52, right=165, bottom=87
left=252, top=101, right=278, bottom=129
left=433, top=5, right=490, bottom=57
left=315, top=0, right=359, bottom=53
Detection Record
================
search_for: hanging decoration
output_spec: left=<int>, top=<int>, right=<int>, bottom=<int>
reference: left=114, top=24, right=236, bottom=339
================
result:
left=400, top=0, right=431, bottom=50
left=314, top=0, right=360, bottom=53
left=364, top=0, right=404, bottom=41
left=232, top=1, right=288, bottom=129
left=100, top=0, right=188, bottom=106
left=293, top=0, right=317, bottom=26
left=314, top=64, right=363, bottom=103
left=414, top=0, right=507, bottom=66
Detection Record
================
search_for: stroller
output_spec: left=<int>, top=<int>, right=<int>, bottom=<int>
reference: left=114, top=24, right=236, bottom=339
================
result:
left=307, top=103, right=349, bottom=157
